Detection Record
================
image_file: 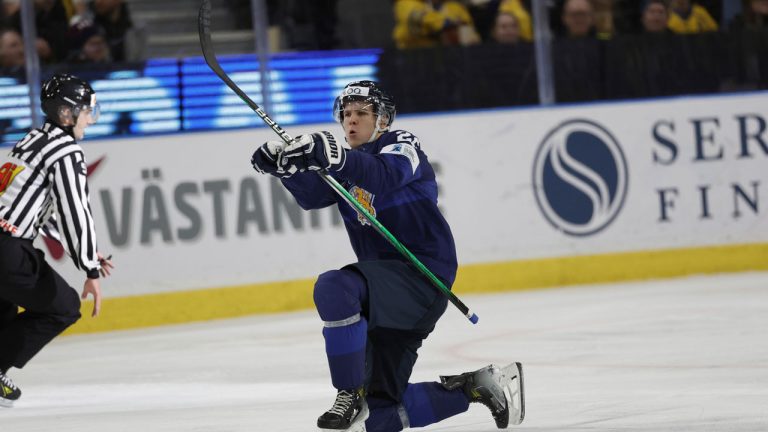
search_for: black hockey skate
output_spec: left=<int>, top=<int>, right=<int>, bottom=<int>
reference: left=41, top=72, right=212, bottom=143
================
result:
left=317, top=387, right=369, bottom=431
left=440, top=363, right=525, bottom=428
left=0, top=370, right=21, bottom=408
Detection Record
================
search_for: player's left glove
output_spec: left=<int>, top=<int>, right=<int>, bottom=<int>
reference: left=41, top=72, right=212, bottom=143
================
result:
left=280, top=131, right=346, bottom=172
left=251, top=141, right=297, bottom=178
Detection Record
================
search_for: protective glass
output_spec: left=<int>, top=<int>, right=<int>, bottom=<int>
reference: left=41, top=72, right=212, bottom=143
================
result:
left=76, top=102, right=101, bottom=123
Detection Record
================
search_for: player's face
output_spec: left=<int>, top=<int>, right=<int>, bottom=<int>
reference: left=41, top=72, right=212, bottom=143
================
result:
left=341, top=101, right=379, bottom=149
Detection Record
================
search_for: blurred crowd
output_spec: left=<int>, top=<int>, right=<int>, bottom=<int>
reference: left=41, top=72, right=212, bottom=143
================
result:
left=236, top=0, right=767, bottom=51
left=0, top=0, right=137, bottom=74
left=242, top=0, right=767, bottom=51
left=1, top=0, right=765, bottom=74
left=393, top=0, right=767, bottom=49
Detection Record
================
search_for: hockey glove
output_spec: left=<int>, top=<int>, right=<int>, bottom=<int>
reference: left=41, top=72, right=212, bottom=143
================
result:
left=251, top=141, right=297, bottom=178
left=280, top=131, right=346, bottom=172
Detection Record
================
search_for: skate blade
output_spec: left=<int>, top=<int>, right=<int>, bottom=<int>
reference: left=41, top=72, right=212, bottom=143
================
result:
left=501, top=362, right=525, bottom=425
left=317, top=403, right=369, bottom=432
left=0, top=400, right=14, bottom=408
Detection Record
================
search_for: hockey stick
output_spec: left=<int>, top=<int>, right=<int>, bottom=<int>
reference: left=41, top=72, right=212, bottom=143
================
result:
left=197, top=0, right=478, bottom=324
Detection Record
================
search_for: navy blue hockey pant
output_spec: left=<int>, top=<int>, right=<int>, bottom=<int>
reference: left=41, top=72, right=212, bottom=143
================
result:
left=313, top=262, right=469, bottom=431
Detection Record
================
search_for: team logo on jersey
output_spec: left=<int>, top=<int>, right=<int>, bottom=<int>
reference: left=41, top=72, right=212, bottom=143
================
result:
left=0, top=162, right=24, bottom=196
left=350, top=186, right=376, bottom=225
left=532, top=119, right=628, bottom=236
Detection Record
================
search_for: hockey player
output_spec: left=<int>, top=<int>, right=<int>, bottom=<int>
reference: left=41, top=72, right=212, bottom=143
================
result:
left=251, top=80, right=524, bottom=431
left=0, top=73, right=113, bottom=407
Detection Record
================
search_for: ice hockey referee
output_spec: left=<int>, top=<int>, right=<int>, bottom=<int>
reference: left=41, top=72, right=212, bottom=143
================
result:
left=0, top=73, right=114, bottom=408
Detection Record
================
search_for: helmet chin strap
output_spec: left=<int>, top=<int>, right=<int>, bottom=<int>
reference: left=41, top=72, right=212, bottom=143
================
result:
left=367, top=114, right=389, bottom=143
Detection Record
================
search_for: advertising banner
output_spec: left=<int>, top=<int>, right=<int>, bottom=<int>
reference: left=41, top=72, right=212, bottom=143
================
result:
left=45, top=92, right=768, bottom=300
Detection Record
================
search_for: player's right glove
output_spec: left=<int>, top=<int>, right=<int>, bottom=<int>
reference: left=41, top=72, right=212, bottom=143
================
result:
left=279, top=131, right=346, bottom=172
left=251, top=141, right=297, bottom=178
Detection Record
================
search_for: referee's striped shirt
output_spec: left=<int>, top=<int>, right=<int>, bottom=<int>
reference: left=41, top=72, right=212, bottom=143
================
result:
left=0, top=121, right=101, bottom=278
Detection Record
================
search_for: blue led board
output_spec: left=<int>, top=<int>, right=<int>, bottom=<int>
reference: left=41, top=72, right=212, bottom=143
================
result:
left=0, top=49, right=380, bottom=146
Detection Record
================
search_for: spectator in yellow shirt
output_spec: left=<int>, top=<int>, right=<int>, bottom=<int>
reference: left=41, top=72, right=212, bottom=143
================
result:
left=498, top=0, right=532, bottom=41
left=667, top=0, right=719, bottom=33
left=393, top=0, right=480, bottom=49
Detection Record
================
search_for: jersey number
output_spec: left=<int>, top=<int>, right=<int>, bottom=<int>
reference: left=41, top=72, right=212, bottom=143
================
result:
left=396, top=131, right=420, bottom=148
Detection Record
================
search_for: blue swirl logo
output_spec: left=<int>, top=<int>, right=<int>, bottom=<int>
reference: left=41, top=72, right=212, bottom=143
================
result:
left=532, top=119, right=628, bottom=236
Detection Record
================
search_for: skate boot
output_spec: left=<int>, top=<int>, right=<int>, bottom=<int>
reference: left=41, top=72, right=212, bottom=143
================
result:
left=440, top=363, right=525, bottom=428
left=317, top=387, right=368, bottom=431
left=0, top=370, right=21, bottom=408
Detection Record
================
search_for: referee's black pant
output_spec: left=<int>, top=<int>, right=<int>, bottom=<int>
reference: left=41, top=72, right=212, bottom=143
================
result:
left=0, top=232, right=81, bottom=372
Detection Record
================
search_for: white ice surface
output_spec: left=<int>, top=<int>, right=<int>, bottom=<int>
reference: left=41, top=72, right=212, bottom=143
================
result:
left=4, top=272, right=768, bottom=431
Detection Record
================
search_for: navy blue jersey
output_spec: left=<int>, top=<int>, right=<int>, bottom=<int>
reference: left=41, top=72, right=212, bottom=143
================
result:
left=281, top=130, right=458, bottom=286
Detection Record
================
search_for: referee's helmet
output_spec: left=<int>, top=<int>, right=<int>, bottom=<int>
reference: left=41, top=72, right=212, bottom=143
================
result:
left=41, top=73, right=100, bottom=127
